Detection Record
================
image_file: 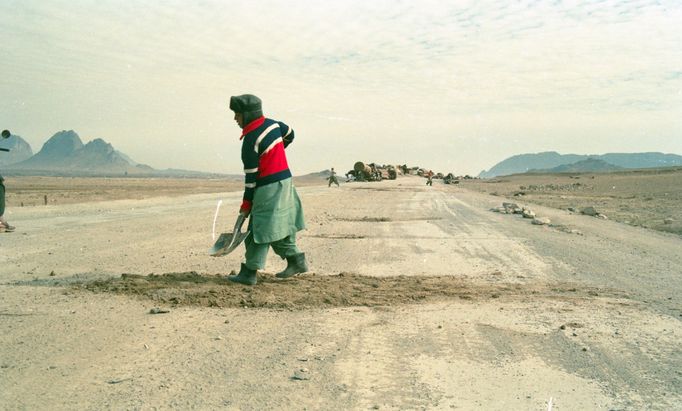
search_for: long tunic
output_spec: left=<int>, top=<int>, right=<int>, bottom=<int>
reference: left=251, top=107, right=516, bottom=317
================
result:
left=250, top=178, right=305, bottom=244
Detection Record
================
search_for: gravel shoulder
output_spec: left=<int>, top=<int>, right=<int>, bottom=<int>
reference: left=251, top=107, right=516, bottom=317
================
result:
left=1, top=176, right=680, bottom=410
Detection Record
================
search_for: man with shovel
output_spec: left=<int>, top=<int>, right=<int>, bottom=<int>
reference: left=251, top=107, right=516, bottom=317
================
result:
left=226, top=94, right=308, bottom=285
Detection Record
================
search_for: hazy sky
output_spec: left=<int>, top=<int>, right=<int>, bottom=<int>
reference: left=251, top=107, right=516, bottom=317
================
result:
left=1, top=0, right=681, bottom=175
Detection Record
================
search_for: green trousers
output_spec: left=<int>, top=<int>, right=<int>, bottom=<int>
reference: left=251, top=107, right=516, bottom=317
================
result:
left=244, top=232, right=301, bottom=270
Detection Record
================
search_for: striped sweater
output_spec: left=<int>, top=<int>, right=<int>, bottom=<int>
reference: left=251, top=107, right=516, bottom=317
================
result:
left=239, top=116, right=295, bottom=212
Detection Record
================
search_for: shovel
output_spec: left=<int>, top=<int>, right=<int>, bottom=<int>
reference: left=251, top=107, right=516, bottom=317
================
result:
left=210, top=213, right=250, bottom=257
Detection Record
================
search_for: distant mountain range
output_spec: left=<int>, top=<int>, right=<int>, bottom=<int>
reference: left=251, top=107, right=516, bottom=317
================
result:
left=479, top=151, right=682, bottom=178
left=1, top=130, right=229, bottom=177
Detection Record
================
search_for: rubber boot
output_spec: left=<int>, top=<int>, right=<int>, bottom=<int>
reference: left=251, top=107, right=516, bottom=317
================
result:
left=0, top=216, right=14, bottom=232
left=276, top=253, right=309, bottom=279
left=228, top=263, right=257, bottom=285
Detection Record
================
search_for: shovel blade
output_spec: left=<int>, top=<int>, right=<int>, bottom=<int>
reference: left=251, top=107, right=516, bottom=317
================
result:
left=210, top=230, right=250, bottom=257
left=210, top=213, right=250, bottom=257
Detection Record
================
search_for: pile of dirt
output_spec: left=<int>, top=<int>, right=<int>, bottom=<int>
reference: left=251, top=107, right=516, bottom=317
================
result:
left=76, top=272, right=625, bottom=310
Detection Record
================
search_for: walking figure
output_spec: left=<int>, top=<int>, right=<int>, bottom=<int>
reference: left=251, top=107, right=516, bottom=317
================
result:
left=226, top=94, right=308, bottom=285
left=328, top=167, right=340, bottom=187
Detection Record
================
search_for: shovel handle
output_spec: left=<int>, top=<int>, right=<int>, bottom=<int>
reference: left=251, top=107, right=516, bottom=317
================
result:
left=234, top=213, right=248, bottom=233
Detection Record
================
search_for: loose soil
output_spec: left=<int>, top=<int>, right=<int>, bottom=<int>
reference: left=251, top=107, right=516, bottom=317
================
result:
left=70, top=272, right=626, bottom=310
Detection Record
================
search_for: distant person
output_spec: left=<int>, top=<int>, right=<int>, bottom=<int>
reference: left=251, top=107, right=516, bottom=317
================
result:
left=328, top=167, right=340, bottom=187
left=426, top=170, right=434, bottom=186
left=226, top=94, right=308, bottom=285
left=0, top=129, right=15, bottom=232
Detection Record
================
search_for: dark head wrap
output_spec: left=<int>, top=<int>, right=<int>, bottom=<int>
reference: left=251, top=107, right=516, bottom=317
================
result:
left=229, top=94, right=263, bottom=125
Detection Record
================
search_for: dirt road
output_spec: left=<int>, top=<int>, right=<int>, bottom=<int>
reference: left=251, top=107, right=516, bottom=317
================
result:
left=1, top=176, right=680, bottom=410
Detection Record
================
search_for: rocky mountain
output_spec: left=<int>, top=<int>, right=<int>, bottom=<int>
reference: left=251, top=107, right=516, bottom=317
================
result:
left=530, top=158, right=624, bottom=174
left=6, top=130, right=154, bottom=175
left=479, top=151, right=682, bottom=178
left=600, top=152, right=682, bottom=169
left=0, top=134, right=34, bottom=166
left=3, top=130, right=234, bottom=178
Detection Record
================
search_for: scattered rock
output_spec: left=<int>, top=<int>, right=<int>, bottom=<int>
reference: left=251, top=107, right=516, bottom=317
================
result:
left=292, top=368, right=310, bottom=381
left=502, top=202, right=519, bottom=214
left=596, top=213, right=608, bottom=220
left=532, top=217, right=551, bottom=225
left=581, top=206, right=598, bottom=216
left=149, top=308, right=170, bottom=314
left=525, top=183, right=586, bottom=191
left=107, top=378, right=132, bottom=384
left=522, top=208, right=536, bottom=219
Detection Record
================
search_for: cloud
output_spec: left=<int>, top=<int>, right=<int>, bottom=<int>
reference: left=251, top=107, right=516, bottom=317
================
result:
left=0, top=0, right=680, bottom=175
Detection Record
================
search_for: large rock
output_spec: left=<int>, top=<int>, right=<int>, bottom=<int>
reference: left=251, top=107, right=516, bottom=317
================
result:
left=532, top=217, right=551, bottom=225
left=581, top=206, right=598, bottom=216
left=522, top=208, right=536, bottom=219
left=502, top=202, right=518, bottom=210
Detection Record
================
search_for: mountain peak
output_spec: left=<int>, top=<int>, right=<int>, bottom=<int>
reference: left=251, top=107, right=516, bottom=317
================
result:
left=0, top=134, right=34, bottom=166
left=38, top=130, right=84, bottom=158
left=84, top=138, right=114, bottom=152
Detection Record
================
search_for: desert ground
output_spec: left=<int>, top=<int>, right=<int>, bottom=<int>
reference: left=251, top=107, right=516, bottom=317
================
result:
left=0, top=172, right=681, bottom=410
left=461, top=167, right=682, bottom=236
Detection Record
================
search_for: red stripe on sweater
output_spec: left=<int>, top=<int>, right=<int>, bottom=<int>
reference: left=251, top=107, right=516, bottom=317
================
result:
left=258, top=143, right=289, bottom=177
left=240, top=116, right=265, bottom=140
